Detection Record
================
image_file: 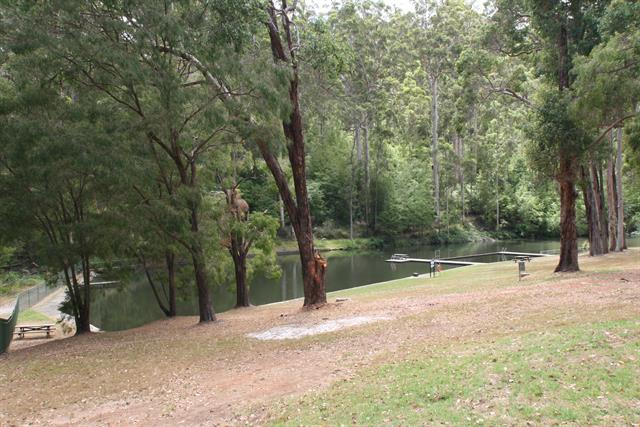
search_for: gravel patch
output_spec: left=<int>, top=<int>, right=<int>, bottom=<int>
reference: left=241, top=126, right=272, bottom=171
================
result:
left=247, top=315, right=391, bottom=340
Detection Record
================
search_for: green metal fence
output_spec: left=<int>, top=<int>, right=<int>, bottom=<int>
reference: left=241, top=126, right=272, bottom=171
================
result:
left=0, top=298, right=19, bottom=354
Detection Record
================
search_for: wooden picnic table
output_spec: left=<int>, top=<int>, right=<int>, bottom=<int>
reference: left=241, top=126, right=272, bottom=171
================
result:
left=14, top=324, right=56, bottom=339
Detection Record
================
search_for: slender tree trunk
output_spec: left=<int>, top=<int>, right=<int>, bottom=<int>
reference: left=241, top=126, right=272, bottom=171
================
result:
left=615, top=127, right=626, bottom=250
left=279, top=195, right=286, bottom=230
left=165, top=251, right=177, bottom=317
left=455, top=133, right=465, bottom=222
left=597, top=165, right=609, bottom=249
left=555, top=154, right=579, bottom=272
left=363, top=116, right=371, bottom=228
left=472, top=107, right=478, bottom=180
left=495, top=174, right=500, bottom=230
left=349, top=126, right=358, bottom=240
left=429, top=75, right=440, bottom=224
left=61, top=264, right=83, bottom=333
left=607, top=129, right=618, bottom=251
left=355, top=124, right=362, bottom=162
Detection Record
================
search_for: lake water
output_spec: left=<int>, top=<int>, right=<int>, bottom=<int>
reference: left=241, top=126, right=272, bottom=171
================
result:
left=90, top=238, right=639, bottom=331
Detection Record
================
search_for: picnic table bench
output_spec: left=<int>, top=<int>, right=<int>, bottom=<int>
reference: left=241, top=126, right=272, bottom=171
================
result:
left=14, top=324, right=56, bottom=339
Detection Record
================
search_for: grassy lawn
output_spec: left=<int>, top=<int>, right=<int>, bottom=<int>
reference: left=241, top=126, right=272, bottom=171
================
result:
left=268, top=319, right=640, bottom=426
left=17, top=308, right=54, bottom=324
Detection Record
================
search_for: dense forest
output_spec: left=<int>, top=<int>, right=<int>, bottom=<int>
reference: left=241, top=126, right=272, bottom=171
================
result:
left=1, top=0, right=639, bottom=331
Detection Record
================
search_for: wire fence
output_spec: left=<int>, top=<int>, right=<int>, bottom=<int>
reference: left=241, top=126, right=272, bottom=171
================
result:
left=16, top=281, right=63, bottom=310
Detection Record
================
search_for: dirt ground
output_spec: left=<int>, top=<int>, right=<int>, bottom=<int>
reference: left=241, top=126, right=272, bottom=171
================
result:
left=0, top=250, right=638, bottom=426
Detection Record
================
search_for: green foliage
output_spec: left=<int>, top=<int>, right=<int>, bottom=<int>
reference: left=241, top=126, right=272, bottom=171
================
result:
left=0, top=272, right=42, bottom=297
left=528, top=90, right=588, bottom=176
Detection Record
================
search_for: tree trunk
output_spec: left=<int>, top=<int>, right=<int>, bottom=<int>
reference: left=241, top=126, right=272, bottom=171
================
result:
left=581, top=164, right=607, bottom=256
left=355, top=124, right=362, bottom=162
left=555, top=154, right=579, bottom=272
left=262, top=4, right=327, bottom=307
left=349, top=125, right=358, bottom=240
left=455, top=133, right=465, bottom=222
left=495, top=174, right=500, bottom=230
left=279, top=195, right=286, bottom=230
left=71, top=256, right=92, bottom=334
left=615, top=127, right=626, bottom=251
left=429, top=75, right=440, bottom=224
left=230, top=231, right=250, bottom=308
left=363, top=116, right=371, bottom=228
left=472, top=107, right=478, bottom=180
left=607, top=129, right=618, bottom=251
left=554, top=22, right=579, bottom=272
left=189, top=205, right=215, bottom=322
left=165, top=251, right=177, bottom=317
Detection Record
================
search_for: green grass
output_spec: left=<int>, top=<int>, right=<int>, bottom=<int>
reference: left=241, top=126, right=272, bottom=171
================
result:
left=17, top=308, right=53, bottom=323
left=268, top=319, right=640, bottom=426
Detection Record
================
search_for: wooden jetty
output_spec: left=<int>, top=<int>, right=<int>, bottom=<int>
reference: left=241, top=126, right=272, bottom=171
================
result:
left=386, top=254, right=483, bottom=266
left=385, top=250, right=552, bottom=266
left=441, top=251, right=552, bottom=260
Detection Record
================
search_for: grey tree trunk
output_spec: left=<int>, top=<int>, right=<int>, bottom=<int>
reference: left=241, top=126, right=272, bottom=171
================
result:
left=472, top=107, right=478, bottom=180
left=363, top=116, right=371, bottom=227
left=349, top=128, right=357, bottom=240
left=279, top=195, right=285, bottom=230
left=429, top=76, right=440, bottom=224
left=454, top=133, right=465, bottom=222
left=495, top=174, right=500, bottom=230
left=616, top=127, right=626, bottom=251
left=355, top=124, right=362, bottom=162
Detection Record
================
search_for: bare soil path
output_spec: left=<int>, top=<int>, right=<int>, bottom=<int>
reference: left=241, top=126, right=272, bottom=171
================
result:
left=0, top=250, right=638, bottom=426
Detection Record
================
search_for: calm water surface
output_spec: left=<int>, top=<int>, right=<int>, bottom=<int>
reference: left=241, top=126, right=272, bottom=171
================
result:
left=90, top=238, right=640, bottom=330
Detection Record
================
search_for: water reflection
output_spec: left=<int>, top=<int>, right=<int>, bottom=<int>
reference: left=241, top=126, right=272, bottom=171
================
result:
left=90, top=238, right=638, bottom=331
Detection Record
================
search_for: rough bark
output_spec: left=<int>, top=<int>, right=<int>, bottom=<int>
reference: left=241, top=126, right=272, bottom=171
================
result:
left=555, top=154, right=579, bottom=272
left=554, top=22, right=579, bottom=273
left=581, top=164, right=607, bottom=256
left=262, top=2, right=327, bottom=307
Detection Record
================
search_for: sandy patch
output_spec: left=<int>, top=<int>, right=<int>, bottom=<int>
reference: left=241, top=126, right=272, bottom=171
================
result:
left=247, top=315, right=390, bottom=340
